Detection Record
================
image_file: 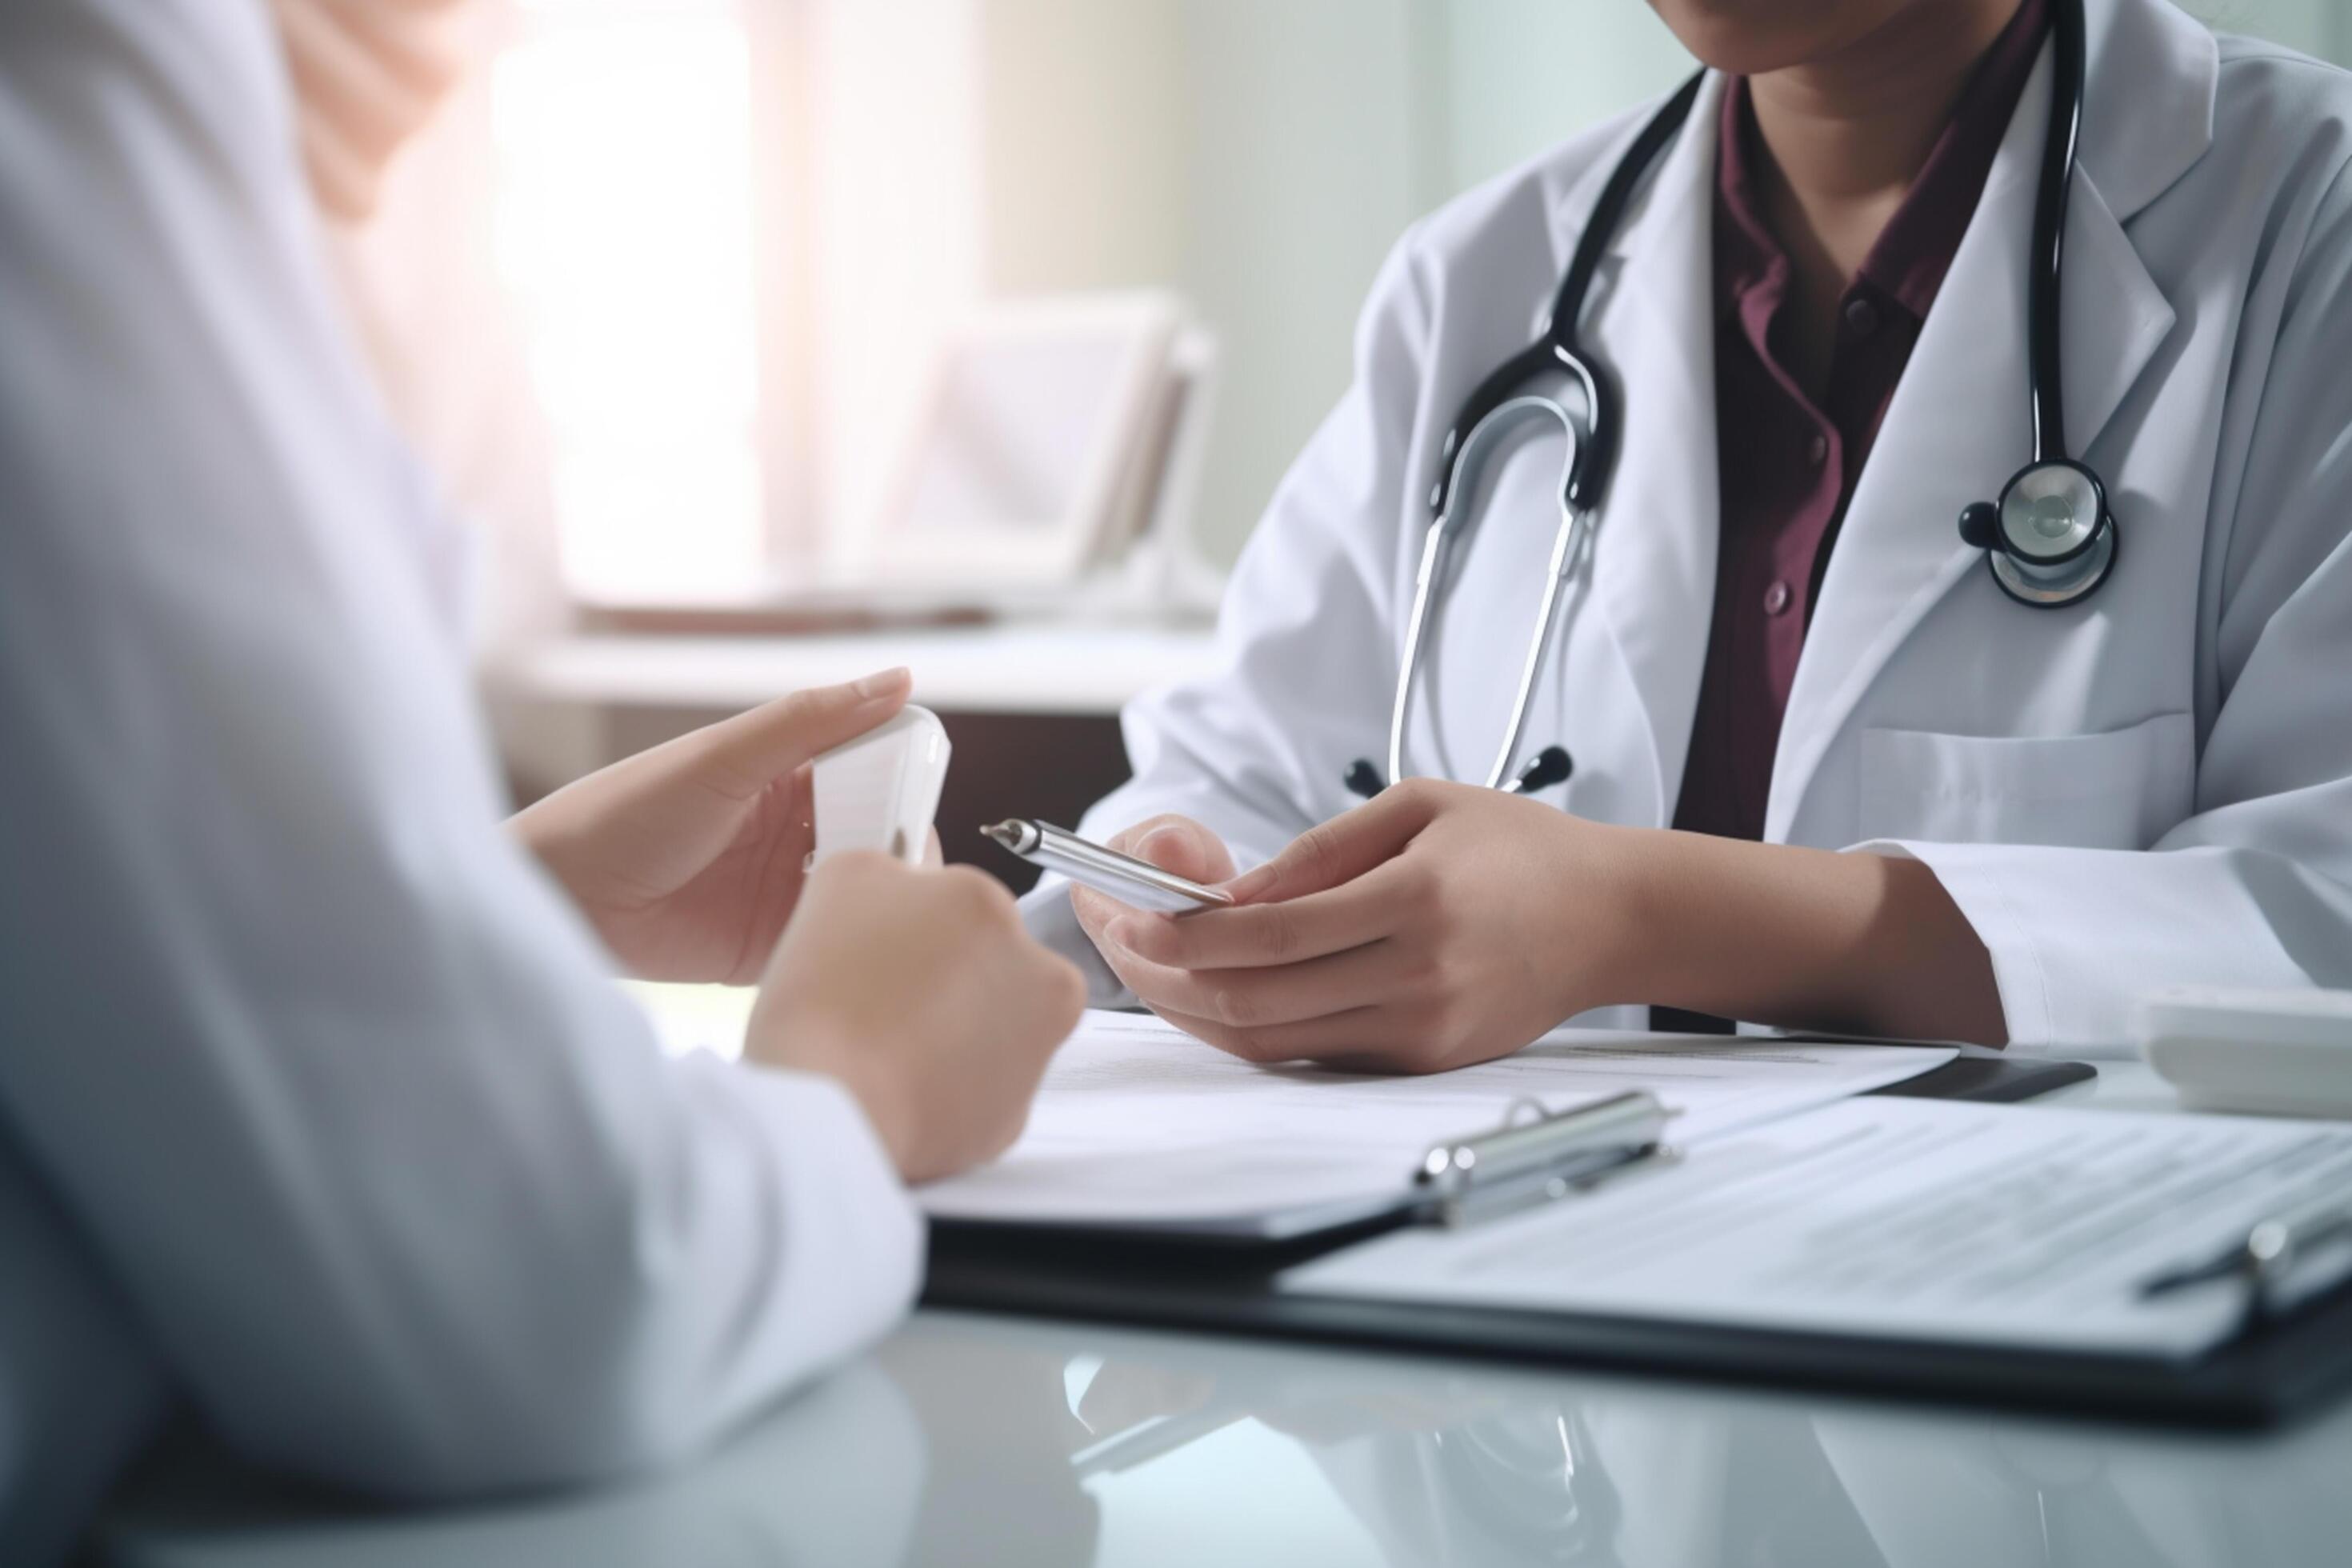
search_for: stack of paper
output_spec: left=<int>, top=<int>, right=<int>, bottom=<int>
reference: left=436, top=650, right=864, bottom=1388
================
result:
left=922, top=1010, right=1956, bottom=1239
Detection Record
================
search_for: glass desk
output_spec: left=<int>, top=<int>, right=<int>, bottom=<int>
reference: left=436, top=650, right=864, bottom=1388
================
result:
left=93, top=1065, right=2346, bottom=1568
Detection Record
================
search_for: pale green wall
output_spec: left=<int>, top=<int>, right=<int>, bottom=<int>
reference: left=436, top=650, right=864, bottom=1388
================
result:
left=2189, top=0, right=2344, bottom=58
left=972, top=1, right=1435, bottom=562
left=1438, top=2, right=1692, bottom=193
left=1438, top=1, right=2352, bottom=192
left=1170, top=2, right=1435, bottom=561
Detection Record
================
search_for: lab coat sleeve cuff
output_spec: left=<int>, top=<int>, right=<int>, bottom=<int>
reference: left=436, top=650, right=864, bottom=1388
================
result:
left=683, top=1054, right=926, bottom=1374
left=1846, top=839, right=2054, bottom=1046
left=1844, top=838, right=2344, bottom=1052
left=1020, top=874, right=1134, bottom=1009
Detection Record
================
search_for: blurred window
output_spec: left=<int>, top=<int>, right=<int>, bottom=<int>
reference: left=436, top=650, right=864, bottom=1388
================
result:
left=492, top=0, right=767, bottom=600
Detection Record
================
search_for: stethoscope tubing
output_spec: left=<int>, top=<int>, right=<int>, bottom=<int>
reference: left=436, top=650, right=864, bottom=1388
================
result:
left=1357, top=0, right=2106, bottom=802
left=1390, top=397, right=1588, bottom=792
left=2027, top=0, right=2086, bottom=465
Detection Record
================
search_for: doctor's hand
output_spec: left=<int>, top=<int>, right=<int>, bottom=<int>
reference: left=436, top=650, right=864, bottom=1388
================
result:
left=510, top=670, right=914, bottom=986
left=1093, top=781, right=1633, bottom=1073
left=749, top=852, right=1087, bottom=1183
left=1102, top=778, right=2010, bottom=1066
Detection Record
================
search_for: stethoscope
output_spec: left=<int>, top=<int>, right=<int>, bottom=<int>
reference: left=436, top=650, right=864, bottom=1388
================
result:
left=1346, top=0, right=2114, bottom=802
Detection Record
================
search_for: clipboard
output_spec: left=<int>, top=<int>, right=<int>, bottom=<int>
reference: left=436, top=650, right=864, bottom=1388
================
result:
left=918, top=1054, right=2352, bottom=1430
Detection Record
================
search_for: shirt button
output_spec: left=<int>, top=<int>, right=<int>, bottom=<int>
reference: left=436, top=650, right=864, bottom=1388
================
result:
left=1844, top=297, right=1880, bottom=337
left=1806, top=432, right=1829, bottom=466
left=1763, top=579, right=1793, bottom=617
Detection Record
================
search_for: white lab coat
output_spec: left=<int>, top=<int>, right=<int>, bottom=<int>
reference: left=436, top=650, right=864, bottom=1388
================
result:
left=0, top=0, right=918, bottom=1554
left=1032, top=0, right=2352, bottom=1049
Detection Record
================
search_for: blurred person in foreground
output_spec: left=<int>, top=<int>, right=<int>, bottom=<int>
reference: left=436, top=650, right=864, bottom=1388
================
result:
left=0, top=1, right=1086, bottom=1560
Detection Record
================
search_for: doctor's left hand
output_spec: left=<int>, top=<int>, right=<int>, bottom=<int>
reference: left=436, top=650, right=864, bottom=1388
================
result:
left=1102, top=780, right=1638, bottom=1073
left=510, top=670, right=915, bottom=985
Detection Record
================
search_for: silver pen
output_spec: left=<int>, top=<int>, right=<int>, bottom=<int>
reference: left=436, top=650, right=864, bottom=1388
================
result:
left=981, top=819, right=1235, bottom=915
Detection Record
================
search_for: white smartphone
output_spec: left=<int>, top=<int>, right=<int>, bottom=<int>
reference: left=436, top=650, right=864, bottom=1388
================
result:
left=809, top=706, right=951, bottom=866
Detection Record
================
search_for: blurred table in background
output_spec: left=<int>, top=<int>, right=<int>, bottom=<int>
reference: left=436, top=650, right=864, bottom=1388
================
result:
left=490, top=625, right=1218, bottom=890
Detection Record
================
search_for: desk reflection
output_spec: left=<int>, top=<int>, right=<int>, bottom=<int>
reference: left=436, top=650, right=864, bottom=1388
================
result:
left=96, top=1311, right=2352, bottom=1568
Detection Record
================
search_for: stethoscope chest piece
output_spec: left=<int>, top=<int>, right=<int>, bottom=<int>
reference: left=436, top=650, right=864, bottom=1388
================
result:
left=1958, top=458, right=2116, bottom=607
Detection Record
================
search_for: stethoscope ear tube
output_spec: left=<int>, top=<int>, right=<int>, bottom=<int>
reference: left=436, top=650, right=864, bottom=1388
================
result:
left=1384, top=397, right=1589, bottom=796
left=1350, top=70, right=1705, bottom=804
left=1423, top=70, right=1702, bottom=525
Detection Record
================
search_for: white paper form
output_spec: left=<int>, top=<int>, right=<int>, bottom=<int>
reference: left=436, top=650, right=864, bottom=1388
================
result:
left=921, top=1011, right=1954, bottom=1238
left=1285, top=1097, right=2352, bottom=1358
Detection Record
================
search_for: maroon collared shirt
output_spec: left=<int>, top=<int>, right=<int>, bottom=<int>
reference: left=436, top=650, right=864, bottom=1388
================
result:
left=1668, top=0, right=2048, bottom=847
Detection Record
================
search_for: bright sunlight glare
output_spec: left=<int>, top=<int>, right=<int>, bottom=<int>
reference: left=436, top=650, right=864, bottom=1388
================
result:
left=493, top=0, right=765, bottom=601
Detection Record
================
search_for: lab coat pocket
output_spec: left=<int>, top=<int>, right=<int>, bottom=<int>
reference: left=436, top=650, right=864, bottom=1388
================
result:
left=1857, top=713, right=2195, bottom=850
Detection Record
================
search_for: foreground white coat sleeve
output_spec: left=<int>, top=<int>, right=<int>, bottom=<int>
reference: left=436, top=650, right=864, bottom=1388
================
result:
left=1866, top=166, right=2352, bottom=1049
left=1022, top=228, right=1434, bottom=994
left=0, top=0, right=918, bottom=1499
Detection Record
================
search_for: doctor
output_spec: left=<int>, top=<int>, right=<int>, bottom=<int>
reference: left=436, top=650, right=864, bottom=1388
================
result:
left=1038, top=0, right=2352, bottom=1064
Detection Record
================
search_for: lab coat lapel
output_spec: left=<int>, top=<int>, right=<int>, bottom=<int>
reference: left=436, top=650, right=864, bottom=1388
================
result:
left=1579, top=73, right=1727, bottom=823
left=1765, top=2, right=2205, bottom=845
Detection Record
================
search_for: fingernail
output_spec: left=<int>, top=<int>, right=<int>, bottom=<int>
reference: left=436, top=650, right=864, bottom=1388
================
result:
left=855, top=667, right=912, bottom=699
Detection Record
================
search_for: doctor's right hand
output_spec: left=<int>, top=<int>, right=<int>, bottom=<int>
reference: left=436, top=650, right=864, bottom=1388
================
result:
left=747, top=852, right=1088, bottom=1184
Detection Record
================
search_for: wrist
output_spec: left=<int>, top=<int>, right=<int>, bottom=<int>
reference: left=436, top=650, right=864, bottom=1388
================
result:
left=834, top=1068, right=920, bottom=1184
left=1596, top=834, right=1995, bottom=1039
left=1621, top=829, right=1826, bottom=1020
left=748, top=1006, right=921, bottom=1181
left=1581, top=822, right=1688, bottom=1010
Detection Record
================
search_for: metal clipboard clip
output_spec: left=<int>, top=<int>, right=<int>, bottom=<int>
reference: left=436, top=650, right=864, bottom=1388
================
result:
left=2139, top=1200, right=2352, bottom=1339
left=1414, top=1090, right=1681, bottom=1230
